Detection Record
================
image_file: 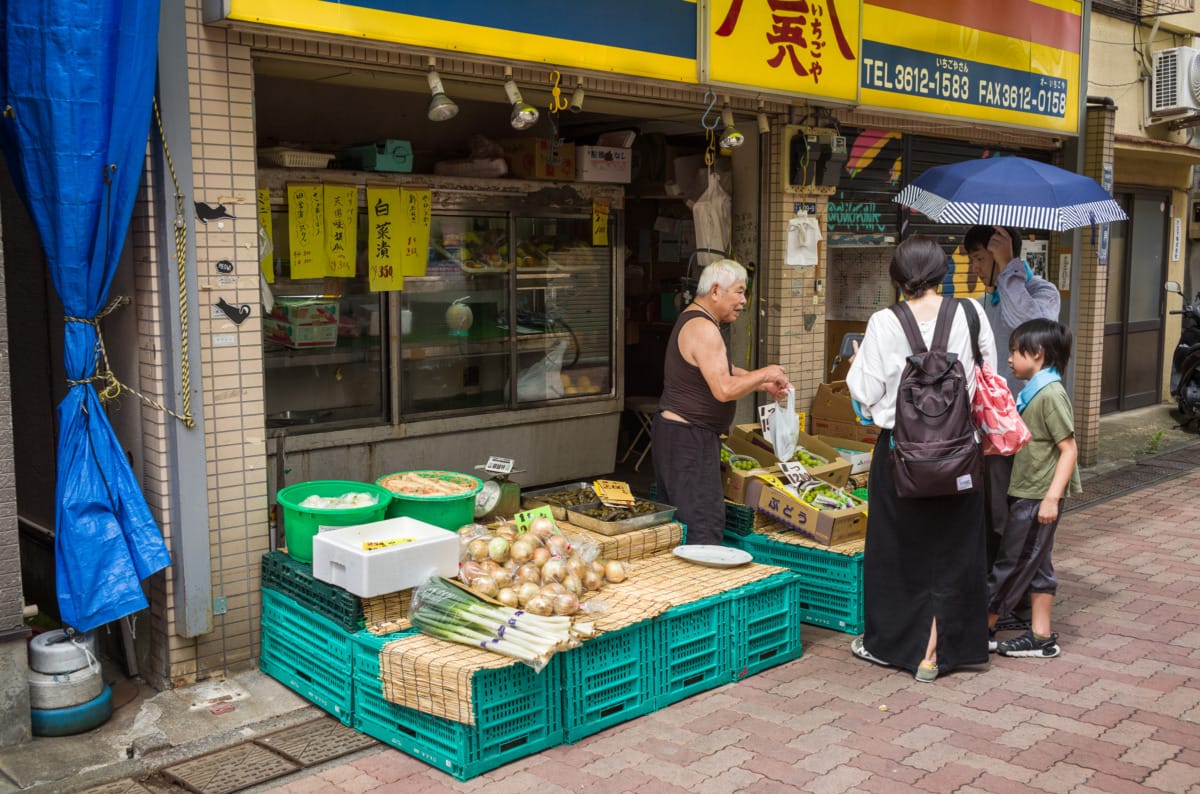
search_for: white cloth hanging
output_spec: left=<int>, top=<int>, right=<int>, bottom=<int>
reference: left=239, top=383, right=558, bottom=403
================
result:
left=786, top=212, right=822, bottom=267
left=691, top=172, right=731, bottom=269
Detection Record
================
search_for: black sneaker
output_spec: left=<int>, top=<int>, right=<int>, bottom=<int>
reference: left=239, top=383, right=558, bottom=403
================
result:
left=994, top=614, right=1032, bottom=633
left=997, top=630, right=1060, bottom=658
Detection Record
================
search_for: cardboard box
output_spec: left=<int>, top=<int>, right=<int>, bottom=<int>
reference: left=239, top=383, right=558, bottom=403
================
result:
left=576, top=146, right=632, bottom=183
left=272, top=298, right=339, bottom=326
left=816, top=436, right=874, bottom=475
left=810, top=416, right=881, bottom=445
left=263, top=316, right=339, bottom=349
left=311, top=517, right=459, bottom=598
left=810, top=381, right=859, bottom=424
left=500, top=138, right=575, bottom=180
left=719, top=433, right=780, bottom=505
left=730, top=424, right=852, bottom=487
left=757, top=483, right=868, bottom=546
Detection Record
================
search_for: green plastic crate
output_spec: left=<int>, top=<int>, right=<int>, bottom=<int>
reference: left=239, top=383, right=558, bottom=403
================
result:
left=260, top=588, right=354, bottom=723
left=741, top=535, right=863, bottom=587
left=796, top=582, right=864, bottom=635
left=351, top=627, right=418, bottom=684
left=724, top=502, right=757, bottom=536
left=654, top=595, right=733, bottom=708
left=563, top=621, right=656, bottom=743
left=261, top=550, right=364, bottom=632
left=352, top=654, right=563, bottom=781
left=730, top=572, right=804, bottom=678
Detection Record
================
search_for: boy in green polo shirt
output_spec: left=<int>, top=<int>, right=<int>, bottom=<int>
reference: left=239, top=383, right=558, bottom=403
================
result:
left=986, top=318, right=1082, bottom=658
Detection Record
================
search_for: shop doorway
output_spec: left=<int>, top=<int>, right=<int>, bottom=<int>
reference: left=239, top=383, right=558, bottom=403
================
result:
left=1101, top=191, right=1169, bottom=413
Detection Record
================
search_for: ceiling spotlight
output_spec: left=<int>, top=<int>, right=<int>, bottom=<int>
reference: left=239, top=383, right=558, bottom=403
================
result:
left=568, top=79, right=585, bottom=113
left=426, top=57, right=458, bottom=122
left=719, top=101, right=744, bottom=149
left=504, top=67, right=539, bottom=130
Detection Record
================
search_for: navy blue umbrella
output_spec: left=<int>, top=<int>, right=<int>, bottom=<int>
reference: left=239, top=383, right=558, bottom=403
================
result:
left=894, top=156, right=1127, bottom=232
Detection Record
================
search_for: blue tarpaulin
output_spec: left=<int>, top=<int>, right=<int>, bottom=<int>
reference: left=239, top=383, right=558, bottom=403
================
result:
left=1, top=1, right=170, bottom=632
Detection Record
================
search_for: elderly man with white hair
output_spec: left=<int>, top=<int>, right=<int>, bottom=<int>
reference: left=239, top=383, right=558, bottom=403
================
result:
left=652, top=259, right=791, bottom=546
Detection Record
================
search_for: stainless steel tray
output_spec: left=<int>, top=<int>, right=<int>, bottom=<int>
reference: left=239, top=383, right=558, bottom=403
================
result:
left=520, top=482, right=598, bottom=521
left=565, top=500, right=677, bottom=536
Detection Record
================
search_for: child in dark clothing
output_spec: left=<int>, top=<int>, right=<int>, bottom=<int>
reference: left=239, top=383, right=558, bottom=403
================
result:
left=987, top=319, right=1081, bottom=658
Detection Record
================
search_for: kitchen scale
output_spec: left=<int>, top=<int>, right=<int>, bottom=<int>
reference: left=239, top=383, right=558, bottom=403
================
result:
left=474, top=456, right=525, bottom=521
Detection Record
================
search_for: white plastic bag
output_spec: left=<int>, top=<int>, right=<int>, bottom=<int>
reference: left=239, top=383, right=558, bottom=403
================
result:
left=767, top=388, right=800, bottom=462
left=517, top=340, right=568, bottom=401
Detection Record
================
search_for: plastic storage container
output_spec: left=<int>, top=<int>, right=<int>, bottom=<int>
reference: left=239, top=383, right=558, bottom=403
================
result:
left=375, top=470, right=483, bottom=531
left=276, top=480, right=393, bottom=563
left=311, top=517, right=459, bottom=597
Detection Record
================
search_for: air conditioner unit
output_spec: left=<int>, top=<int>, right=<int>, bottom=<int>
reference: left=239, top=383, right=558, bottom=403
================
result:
left=1152, top=46, right=1200, bottom=115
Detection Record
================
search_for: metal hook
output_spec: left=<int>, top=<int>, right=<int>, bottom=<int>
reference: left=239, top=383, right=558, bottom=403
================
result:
left=700, top=89, right=720, bottom=130
left=549, top=70, right=568, bottom=113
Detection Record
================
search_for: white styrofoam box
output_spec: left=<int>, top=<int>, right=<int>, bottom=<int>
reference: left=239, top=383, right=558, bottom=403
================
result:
left=312, top=517, right=459, bottom=598
left=576, top=146, right=632, bottom=183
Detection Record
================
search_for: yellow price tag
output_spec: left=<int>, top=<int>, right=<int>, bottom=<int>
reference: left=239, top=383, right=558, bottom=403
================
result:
left=362, top=537, right=415, bottom=551
left=593, top=479, right=635, bottom=507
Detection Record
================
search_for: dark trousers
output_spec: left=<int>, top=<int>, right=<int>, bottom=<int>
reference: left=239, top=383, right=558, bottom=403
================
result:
left=987, top=497, right=1059, bottom=619
left=651, top=414, right=725, bottom=546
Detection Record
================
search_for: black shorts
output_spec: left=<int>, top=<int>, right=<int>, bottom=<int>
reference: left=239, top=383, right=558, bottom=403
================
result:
left=651, top=414, right=725, bottom=546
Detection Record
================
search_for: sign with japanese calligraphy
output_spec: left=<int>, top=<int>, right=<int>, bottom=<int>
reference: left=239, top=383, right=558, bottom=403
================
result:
left=593, top=199, right=610, bottom=246
left=286, top=183, right=326, bottom=280
left=256, top=187, right=274, bottom=284
left=366, top=186, right=404, bottom=291
left=704, top=0, right=861, bottom=102
left=208, top=0, right=698, bottom=83
left=400, top=187, right=432, bottom=278
left=858, top=0, right=1081, bottom=133
left=322, top=184, right=358, bottom=277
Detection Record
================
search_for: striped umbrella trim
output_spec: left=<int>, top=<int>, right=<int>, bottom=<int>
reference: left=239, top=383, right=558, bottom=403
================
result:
left=894, top=185, right=1127, bottom=232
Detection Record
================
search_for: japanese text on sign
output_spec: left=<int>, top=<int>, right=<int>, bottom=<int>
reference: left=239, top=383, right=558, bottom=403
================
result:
left=257, top=187, right=274, bottom=284
left=366, top=186, right=403, bottom=291
left=861, top=42, right=1069, bottom=118
left=324, top=184, right=358, bottom=277
left=287, top=184, right=326, bottom=280
left=593, top=199, right=609, bottom=246
left=400, top=187, right=432, bottom=278
left=717, top=0, right=855, bottom=85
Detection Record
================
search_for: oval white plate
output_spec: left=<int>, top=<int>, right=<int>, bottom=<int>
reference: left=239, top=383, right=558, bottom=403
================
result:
left=672, top=544, right=752, bottom=568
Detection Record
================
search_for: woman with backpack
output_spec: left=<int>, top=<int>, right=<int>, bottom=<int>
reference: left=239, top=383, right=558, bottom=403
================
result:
left=845, top=236, right=997, bottom=682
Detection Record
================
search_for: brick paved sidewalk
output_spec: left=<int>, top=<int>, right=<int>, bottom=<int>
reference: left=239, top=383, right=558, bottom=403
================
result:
left=259, top=470, right=1200, bottom=794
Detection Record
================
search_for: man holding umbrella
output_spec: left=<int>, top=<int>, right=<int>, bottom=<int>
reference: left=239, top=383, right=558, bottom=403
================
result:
left=963, top=224, right=1061, bottom=627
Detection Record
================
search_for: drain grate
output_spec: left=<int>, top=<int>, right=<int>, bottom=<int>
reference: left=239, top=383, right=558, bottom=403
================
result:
left=159, top=743, right=299, bottom=794
left=77, top=781, right=157, bottom=794
left=254, top=716, right=378, bottom=766
left=1068, top=466, right=1173, bottom=512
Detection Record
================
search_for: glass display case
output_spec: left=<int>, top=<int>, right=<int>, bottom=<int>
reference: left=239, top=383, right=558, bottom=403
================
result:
left=261, top=177, right=618, bottom=431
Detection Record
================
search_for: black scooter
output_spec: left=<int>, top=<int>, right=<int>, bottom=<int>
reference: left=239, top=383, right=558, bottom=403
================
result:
left=1164, top=280, right=1200, bottom=428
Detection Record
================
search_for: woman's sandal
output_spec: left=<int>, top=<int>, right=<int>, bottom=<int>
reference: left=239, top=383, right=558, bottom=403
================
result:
left=915, top=660, right=938, bottom=683
left=851, top=637, right=891, bottom=667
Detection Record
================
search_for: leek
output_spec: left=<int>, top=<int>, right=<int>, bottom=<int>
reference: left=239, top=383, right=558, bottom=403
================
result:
left=410, top=577, right=575, bottom=671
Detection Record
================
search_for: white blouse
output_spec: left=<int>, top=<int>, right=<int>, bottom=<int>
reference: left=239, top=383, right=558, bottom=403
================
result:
left=845, top=298, right=997, bottom=430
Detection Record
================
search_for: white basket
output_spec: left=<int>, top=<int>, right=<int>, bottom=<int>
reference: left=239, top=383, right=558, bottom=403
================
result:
left=258, top=147, right=336, bottom=169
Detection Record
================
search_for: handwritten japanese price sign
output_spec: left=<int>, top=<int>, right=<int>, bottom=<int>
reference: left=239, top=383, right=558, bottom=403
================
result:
left=705, top=0, right=860, bottom=101
left=400, top=187, right=432, bottom=278
left=256, top=187, right=274, bottom=284
left=367, top=186, right=404, bottom=291
left=592, top=199, right=610, bottom=246
left=286, top=183, right=326, bottom=280
left=323, top=184, right=358, bottom=278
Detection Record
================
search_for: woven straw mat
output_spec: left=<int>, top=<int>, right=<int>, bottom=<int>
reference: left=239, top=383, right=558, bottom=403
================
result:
left=377, top=552, right=788, bottom=722
left=752, top=515, right=865, bottom=556
left=563, top=520, right=683, bottom=562
left=363, top=589, right=413, bottom=635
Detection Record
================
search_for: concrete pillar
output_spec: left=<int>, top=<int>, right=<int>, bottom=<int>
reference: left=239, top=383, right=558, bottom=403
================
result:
left=0, top=196, right=33, bottom=748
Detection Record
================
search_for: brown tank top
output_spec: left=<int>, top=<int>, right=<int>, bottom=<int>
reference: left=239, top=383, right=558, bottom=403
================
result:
left=658, top=308, right=737, bottom=434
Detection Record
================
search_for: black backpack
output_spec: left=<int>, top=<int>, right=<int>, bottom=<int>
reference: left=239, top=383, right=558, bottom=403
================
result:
left=889, top=298, right=983, bottom=499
